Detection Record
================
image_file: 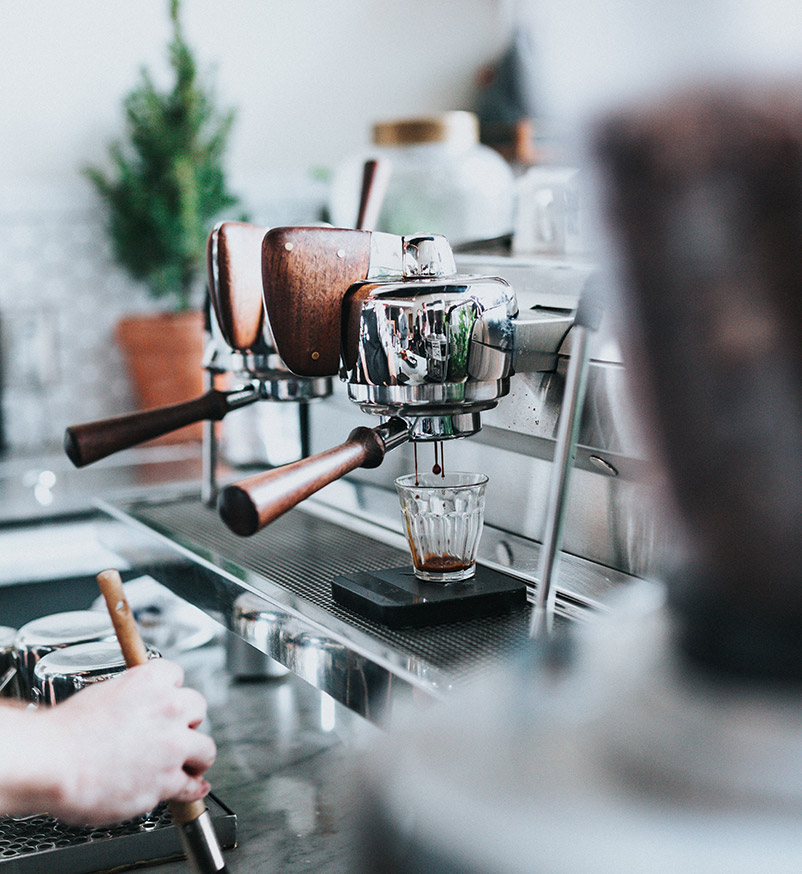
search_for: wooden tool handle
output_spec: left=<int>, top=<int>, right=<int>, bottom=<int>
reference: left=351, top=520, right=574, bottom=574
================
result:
left=218, top=426, right=387, bottom=536
left=96, top=569, right=150, bottom=667
left=356, top=159, right=391, bottom=231
left=207, top=221, right=269, bottom=351
left=262, top=227, right=372, bottom=377
left=96, top=570, right=207, bottom=824
left=64, top=390, right=237, bottom=468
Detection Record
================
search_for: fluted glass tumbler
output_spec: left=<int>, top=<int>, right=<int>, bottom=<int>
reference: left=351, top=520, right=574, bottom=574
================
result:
left=395, top=472, right=488, bottom=583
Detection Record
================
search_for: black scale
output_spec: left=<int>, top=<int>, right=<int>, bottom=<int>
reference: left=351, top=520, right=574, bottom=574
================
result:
left=332, top=564, right=527, bottom=628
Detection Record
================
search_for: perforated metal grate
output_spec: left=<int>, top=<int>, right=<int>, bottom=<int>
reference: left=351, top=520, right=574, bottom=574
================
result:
left=0, top=795, right=235, bottom=871
left=0, top=804, right=171, bottom=860
left=128, top=496, right=559, bottom=687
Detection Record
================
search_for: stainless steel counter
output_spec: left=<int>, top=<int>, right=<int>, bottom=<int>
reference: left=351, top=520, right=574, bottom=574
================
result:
left=0, top=443, right=204, bottom=525
left=96, top=478, right=639, bottom=726
left=154, top=636, right=379, bottom=874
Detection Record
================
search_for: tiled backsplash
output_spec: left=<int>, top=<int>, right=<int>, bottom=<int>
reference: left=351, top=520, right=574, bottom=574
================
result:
left=0, top=178, right=329, bottom=456
left=0, top=210, right=157, bottom=453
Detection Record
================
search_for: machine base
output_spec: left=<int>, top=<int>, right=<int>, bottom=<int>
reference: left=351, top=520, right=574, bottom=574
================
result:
left=332, top=565, right=527, bottom=628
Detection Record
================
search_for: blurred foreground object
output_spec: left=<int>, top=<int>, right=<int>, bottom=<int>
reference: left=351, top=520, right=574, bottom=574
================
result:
left=350, top=81, right=802, bottom=874
left=595, top=83, right=802, bottom=681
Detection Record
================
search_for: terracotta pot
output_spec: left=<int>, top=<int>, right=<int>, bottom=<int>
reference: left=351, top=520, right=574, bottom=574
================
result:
left=115, top=310, right=205, bottom=444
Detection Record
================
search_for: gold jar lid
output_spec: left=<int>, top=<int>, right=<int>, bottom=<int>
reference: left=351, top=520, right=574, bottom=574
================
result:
left=372, top=111, right=479, bottom=147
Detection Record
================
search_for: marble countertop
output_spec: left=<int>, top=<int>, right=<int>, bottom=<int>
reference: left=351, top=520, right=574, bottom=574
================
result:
left=153, top=637, right=383, bottom=874
left=0, top=443, right=205, bottom=526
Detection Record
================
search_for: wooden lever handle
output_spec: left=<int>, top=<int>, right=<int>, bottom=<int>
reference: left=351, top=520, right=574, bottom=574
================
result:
left=64, top=389, right=246, bottom=468
left=356, top=159, right=391, bottom=231
left=262, top=227, right=372, bottom=377
left=96, top=569, right=207, bottom=825
left=207, top=221, right=269, bottom=351
left=218, top=426, right=388, bottom=536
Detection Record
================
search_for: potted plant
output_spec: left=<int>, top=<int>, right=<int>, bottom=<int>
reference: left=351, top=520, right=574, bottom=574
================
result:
left=86, top=0, right=239, bottom=441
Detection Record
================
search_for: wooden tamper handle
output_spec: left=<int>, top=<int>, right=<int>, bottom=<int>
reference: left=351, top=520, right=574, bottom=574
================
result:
left=218, top=417, right=410, bottom=536
left=96, top=569, right=227, bottom=873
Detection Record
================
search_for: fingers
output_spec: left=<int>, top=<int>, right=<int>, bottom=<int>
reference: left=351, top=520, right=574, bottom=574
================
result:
left=170, top=775, right=212, bottom=804
left=138, top=727, right=216, bottom=806
left=182, top=728, right=217, bottom=776
left=43, top=655, right=218, bottom=825
left=173, top=686, right=208, bottom=729
left=133, top=657, right=185, bottom=688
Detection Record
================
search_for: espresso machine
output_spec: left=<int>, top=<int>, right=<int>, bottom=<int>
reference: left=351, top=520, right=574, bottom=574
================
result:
left=87, top=199, right=639, bottom=726
left=217, top=227, right=575, bottom=531
left=214, top=226, right=586, bottom=624
left=63, top=221, right=332, bottom=502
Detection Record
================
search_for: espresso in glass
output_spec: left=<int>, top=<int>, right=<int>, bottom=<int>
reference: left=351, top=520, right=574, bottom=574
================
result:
left=395, top=472, right=489, bottom=583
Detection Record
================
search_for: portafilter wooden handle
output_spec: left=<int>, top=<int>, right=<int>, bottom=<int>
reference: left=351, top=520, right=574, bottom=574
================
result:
left=218, top=418, right=410, bottom=536
left=96, top=570, right=228, bottom=872
left=64, top=387, right=258, bottom=468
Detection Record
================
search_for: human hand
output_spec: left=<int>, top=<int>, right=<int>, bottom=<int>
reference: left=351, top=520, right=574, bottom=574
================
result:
left=38, top=658, right=216, bottom=826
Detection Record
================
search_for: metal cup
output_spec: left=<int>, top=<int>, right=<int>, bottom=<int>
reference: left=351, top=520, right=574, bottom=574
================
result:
left=395, top=472, right=489, bottom=582
left=14, top=611, right=116, bottom=700
left=226, top=592, right=290, bottom=680
left=32, top=639, right=160, bottom=707
left=0, top=626, right=20, bottom=699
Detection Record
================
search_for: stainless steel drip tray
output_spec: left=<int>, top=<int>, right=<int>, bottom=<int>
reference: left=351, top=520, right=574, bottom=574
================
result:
left=0, top=795, right=236, bottom=873
left=98, top=487, right=637, bottom=722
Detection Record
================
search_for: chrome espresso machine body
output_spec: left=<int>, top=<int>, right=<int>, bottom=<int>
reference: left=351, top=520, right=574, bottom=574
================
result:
left=268, top=229, right=574, bottom=438
left=216, top=228, right=578, bottom=534
left=92, top=223, right=652, bottom=724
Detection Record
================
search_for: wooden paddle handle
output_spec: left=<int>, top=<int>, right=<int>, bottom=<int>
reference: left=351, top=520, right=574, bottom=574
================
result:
left=218, top=426, right=388, bottom=536
left=95, top=569, right=206, bottom=824
left=356, top=159, right=391, bottom=231
left=207, top=221, right=268, bottom=351
left=64, top=390, right=237, bottom=468
left=262, top=227, right=372, bottom=377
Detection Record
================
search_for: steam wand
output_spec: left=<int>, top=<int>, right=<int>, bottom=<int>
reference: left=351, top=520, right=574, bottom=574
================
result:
left=530, top=281, right=603, bottom=638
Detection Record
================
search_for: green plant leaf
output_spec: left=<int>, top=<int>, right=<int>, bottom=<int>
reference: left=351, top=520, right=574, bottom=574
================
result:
left=84, top=0, right=239, bottom=310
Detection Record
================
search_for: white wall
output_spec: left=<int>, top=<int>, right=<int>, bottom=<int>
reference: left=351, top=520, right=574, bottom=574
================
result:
left=3, top=0, right=509, bottom=213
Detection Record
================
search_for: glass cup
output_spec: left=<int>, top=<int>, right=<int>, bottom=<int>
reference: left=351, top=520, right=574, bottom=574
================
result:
left=395, top=472, right=489, bottom=583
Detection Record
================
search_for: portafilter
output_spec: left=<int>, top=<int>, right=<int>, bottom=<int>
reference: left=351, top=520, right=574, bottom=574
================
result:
left=218, top=226, right=574, bottom=536
left=63, top=222, right=331, bottom=469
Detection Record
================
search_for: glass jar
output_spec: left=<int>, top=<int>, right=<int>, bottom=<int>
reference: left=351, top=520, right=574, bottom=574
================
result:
left=329, top=111, right=515, bottom=244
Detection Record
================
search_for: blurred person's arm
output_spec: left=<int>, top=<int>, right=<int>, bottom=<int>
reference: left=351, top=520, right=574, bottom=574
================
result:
left=0, top=658, right=215, bottom=826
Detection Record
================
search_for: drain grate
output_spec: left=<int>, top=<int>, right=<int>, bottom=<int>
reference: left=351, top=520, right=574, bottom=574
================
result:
left=0, top=794, right=235, bottom=873
left=124, top=496, right=559, bottom=688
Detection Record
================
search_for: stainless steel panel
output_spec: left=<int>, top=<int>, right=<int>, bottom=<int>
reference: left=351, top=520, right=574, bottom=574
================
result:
left=307, top=389, right=668, bottom=580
